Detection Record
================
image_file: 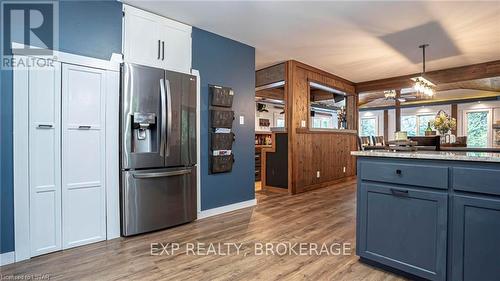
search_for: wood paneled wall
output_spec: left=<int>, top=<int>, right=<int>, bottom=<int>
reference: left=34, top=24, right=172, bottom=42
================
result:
left=293, top=132, right=357, bottom=193
left=285, top=60, right=358, bottom=194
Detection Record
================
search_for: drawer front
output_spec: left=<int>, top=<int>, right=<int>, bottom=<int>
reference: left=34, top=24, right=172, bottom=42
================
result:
left=452, top=195, right=500, bottom=281
left=360, top=161, right=448, bottom=189
left=452, top=167, right=500, bottom=196
left=358, top=183, right=448, bottom=281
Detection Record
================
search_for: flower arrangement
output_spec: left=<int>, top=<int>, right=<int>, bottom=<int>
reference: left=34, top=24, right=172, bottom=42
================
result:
left=432, top=110, right=456, bottom=135
left=337, top=106, right=347, bottom=129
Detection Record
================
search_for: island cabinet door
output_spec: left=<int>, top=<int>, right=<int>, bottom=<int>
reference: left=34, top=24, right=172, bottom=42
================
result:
left=357, top=183, right=448, bottom=281
left=451, top=195, right=500, bottom=281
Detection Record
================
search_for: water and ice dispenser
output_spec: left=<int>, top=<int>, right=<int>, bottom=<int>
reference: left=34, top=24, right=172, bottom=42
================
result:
left=132, top=112, right=157, bottom=153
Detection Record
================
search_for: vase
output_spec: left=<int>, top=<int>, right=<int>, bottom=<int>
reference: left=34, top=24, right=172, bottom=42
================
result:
left=439, top=130, right=451, bottom=144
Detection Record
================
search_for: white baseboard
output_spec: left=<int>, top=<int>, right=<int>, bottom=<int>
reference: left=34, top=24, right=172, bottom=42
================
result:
left=0, top=251, right=15, bottom=266
left=197, top=199, right=257, bottom=220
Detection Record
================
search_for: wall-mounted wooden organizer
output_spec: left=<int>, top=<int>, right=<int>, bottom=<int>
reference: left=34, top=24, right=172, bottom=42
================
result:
left=209, top=85, right=235, bottom=174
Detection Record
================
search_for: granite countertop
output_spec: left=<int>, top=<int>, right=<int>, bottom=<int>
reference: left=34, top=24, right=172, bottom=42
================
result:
left=351, top=150, right=500, bottom=163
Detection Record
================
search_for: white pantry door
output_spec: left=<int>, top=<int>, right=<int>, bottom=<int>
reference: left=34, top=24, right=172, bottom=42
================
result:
left=29, top=62, right=62, bottom=257
left=62, top=64, right=107, bottom=249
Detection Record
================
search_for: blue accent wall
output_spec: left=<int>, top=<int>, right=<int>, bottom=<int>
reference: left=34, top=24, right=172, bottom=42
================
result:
left=0, top=0, right=122, bottom=254
left=192, top=28, right=256, bottom=210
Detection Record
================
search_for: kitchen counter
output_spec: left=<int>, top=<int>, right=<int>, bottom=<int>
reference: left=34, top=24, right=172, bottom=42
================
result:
left=352, top=150, right=500, bottom=163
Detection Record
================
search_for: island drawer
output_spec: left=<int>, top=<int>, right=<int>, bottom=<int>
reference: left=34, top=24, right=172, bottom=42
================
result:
left=359, top=161, right=448, bottom=189
left=452, top=167, right=500, bottom=196
left=357, top=183, right=448, bottom=281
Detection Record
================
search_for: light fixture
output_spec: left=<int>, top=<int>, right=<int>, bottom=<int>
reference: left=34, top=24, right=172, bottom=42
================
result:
left=384, top=90, right=396, bottom=99
left=411, top=44, right=435, bottom=98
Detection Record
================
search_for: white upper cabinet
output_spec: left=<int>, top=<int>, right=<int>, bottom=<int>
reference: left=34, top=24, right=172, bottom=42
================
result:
left=123, top=5, right=192, bottom=73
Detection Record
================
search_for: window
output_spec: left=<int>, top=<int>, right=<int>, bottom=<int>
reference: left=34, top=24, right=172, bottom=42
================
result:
left=360, top=118, right=377, bottom=136
left=465, top=110, right=490, bottom=148
left=401, top=116, right=417, bottom=136
left=311, top=114, right=334, bottom=129
left=400, top=114, right=434, bottom=136
left=418, top=114, right=434, bottom=136
left=276, top=118, right=285, bottom=128
left=309, top=81, right=347, bottom=129
left=273, top=112, right=285, bottom=128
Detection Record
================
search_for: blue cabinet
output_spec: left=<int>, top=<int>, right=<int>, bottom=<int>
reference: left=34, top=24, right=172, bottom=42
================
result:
left=358, top=183, right=448, bottom=281
left=357, top=157, right=500, bottom=281
left=451, top=195, right=500, bottom=281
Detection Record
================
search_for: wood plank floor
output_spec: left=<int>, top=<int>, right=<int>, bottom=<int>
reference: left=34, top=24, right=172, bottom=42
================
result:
left=1, top=180, right=406, bottom=281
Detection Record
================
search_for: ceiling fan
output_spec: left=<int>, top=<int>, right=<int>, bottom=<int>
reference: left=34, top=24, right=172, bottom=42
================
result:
left=383, top=89, right=418, bottom=103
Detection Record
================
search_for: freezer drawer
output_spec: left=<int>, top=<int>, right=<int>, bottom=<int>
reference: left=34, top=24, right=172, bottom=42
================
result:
left=121, top=167, right=197, bottom=236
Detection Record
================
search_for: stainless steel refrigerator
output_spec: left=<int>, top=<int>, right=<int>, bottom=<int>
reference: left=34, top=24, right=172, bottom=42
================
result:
left=120, top=63, right=197, bottom=236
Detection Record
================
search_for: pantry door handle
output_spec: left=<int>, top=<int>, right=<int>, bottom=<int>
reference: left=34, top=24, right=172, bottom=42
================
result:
left=157, top=40, right=161, bottom=59
left=37, top=124, right=53, bottom=129
left=162, top=41, right=165, bottom=60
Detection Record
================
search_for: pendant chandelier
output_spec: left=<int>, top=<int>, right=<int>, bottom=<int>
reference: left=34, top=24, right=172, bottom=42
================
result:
left=411, top=44, right=435, bottom=98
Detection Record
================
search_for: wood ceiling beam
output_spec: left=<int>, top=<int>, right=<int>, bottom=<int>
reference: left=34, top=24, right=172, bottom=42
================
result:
left=355, top=60, right=500, bottom=93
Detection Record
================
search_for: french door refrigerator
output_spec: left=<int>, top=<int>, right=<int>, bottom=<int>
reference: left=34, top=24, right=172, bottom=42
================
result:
left=120, top=63, right=197, bottom=236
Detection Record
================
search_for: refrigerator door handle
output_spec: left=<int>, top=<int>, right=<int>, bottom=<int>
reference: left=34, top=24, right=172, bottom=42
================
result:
left=160, top=79, right=167, bottom=157
left=165, top=79, right=172, bottom=157
left=132, top=169, right=192, bottom=179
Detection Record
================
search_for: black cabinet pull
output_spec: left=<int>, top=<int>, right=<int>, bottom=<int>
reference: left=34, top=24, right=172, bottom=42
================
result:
left=390, top=188, right=409, bottom=197
left=396, top=169, right=402, bottom=175
left=37, top=124, right=53, bottom=129
left=162, top=41, right=165, bottom=60
left=157, top=40, right=161, bottom=59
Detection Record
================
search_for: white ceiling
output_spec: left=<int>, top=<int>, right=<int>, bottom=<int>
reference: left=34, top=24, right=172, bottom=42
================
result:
left=124, top=1, right=500, bottom=83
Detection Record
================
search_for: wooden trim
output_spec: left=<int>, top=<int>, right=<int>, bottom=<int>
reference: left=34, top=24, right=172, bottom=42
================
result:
left=292, top=60, right=356, bottom=88
left=451, top=104, right=458, bottom=135
left=356, top=60, right=500, bottom=93
left=383, top=110, right=389, bottom=141
left=255, top=62, right=286, bottom=87
left=359, top=95, right=500, bottom=111
left=298, top=176, right=357, bottom=193
left=295, top=128, right=358, bottom=134
left=286, top=61, right=294, bottom=194
left=395, top=90, right=401, bottom=132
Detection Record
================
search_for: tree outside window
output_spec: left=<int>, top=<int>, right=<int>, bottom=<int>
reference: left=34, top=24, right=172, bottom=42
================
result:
left=466, top=111, right=489, bottom=148
left=360, top=118, right=376, bottom=136
left=417, top=115, right=434, bottom=136
left=401, top=116, right=417, bottom=136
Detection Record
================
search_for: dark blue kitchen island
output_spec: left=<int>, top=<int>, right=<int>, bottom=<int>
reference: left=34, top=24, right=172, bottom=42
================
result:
left=352, top=150, right=500, bottom=281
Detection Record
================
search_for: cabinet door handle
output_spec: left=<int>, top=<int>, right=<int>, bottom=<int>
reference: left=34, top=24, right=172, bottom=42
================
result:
left=162, top=41, right=165, bottom=60
left=37, top=124, right=53, bottom=129
left=396, top=169, right=402, bottom=175
left=78, top=125, right=91, bottom=129
left=390, top=188, right=409, bottom=197
left=157, top=40, right=161, bottom=59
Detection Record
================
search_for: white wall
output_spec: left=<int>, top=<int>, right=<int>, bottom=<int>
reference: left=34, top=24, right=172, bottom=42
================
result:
left=400, top=104, right=451, bottom=117
left=255, top=102, right=285, bottom=131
